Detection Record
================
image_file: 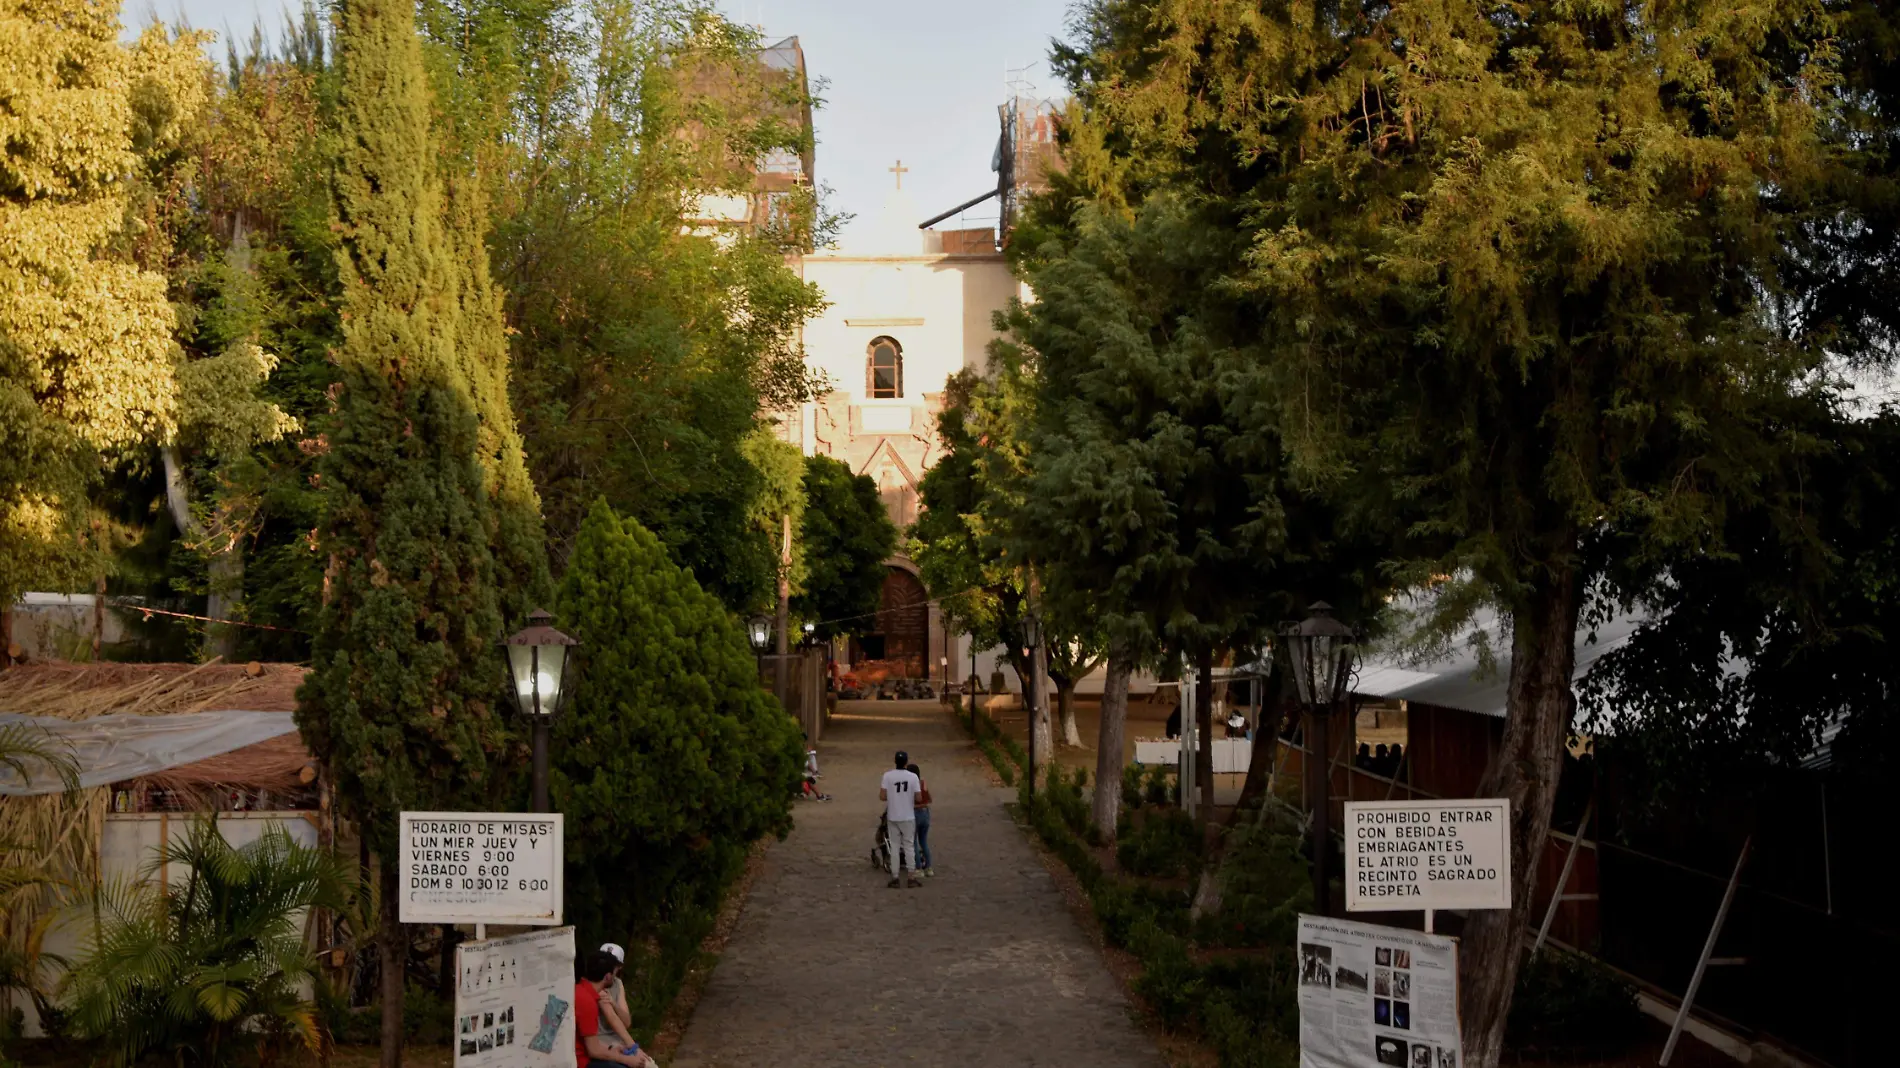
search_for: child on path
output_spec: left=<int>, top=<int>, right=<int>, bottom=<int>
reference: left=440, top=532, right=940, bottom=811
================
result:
left=907, top=762, right=933, bottom=876
left=878, top=750, right=923, bottom=888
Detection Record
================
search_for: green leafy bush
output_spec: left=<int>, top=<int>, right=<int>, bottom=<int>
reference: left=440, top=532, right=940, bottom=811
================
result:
left=1199, top=821, right=1311, bottom=948
left=319, top=981, right=454, bottom=1047
left=552, top=501, right=802, bottom=964
left=1117, top=807, right=1202, bottom=879
left=1121, top=763, right=1146, bottom=808
left=62, top=818, right=351, bottom=1067
left=1144, top=764, right=1175, bottom=807
left=1505, top=947, right=1644, bottom=1057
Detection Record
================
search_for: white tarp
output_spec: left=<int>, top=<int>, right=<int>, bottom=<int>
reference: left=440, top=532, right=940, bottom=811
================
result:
left=0, top=710, right=299, bottom=795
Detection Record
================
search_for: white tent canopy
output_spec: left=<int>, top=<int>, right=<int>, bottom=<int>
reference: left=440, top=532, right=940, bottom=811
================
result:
left=1347, top=602, right=1649, bottom=720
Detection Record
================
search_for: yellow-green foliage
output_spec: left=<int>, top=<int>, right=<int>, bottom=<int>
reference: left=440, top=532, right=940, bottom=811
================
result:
left=0, top=0, right=210, bottom=602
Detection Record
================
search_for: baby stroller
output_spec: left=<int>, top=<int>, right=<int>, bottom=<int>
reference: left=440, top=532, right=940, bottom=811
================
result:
left=870, top=812, right=893, bottom=870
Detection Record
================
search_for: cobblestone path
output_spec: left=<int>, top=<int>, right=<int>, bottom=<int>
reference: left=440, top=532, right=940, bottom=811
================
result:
left=669, top=699, right=1165, bottom=1068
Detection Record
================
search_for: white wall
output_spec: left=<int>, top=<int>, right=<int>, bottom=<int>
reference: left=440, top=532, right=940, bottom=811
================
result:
left=799, top=252, right=1017, bottom=407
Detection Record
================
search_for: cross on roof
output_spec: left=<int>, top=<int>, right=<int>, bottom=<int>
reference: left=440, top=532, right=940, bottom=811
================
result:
left=889, top=159, right=909, bottom=191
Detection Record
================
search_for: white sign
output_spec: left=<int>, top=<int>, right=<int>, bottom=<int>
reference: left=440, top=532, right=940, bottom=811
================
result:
left=399, top=812, right=563, bottom=925
left=1298, top=913, right=1462, bottom=1068
left=1343, top=800, right=1511, bottom=913
left=454, top=926, right=577, bottom=1068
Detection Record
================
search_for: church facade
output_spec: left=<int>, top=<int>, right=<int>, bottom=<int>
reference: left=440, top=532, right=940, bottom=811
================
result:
left=779, top=174, right=1020, bottom=681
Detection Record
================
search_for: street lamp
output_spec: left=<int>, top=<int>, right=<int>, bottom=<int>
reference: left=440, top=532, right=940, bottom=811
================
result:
left=747, top=614, right=771, bottom=663
left=802, top=621, right=816, bottom=646
left=1022, top=609, right=1043, bottom=797
left=503, top=609, right=580, bottom=813
left=1280, top=601, right=1358, bottom=916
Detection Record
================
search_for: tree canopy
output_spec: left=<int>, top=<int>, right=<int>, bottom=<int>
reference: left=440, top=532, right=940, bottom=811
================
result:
left=793, top=454, right=898, bottom=640
left=552, top=500, right=801, bottom=947
left=1041, top=0, right=1858, bottom=1061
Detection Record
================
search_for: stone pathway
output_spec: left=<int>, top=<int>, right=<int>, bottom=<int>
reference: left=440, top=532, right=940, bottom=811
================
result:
left=669, top=699, right=1165, bottom=1068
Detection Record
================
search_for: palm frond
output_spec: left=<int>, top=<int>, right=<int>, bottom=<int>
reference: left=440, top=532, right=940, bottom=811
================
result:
left=0, top=721, right=81, bottom=793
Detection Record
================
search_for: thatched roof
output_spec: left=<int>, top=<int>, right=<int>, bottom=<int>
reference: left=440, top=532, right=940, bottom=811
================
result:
left=0, top=659, right=305, bottom=718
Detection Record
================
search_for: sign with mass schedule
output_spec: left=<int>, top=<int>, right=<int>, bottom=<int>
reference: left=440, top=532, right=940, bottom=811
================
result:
left=1298, top=913, right=1462, bottom=1068
left=1343, top=800, right=1511, bottom=913
left=399, top=812, right=563, bottom=925
left=454, top=926, right=577, bottom=1068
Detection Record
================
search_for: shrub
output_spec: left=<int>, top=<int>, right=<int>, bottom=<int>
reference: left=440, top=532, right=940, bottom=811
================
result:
left=1505, top=947, right=1644, bottom=1057
left=1045, top=764, right=1092, bottom=838
left=1121, top=763, right=1146, bottom=809
left=552, top=502, right=802, bottom=971
left=1200, top=821, right=1312, bottom=948
left=320, top=982, right=454, bottom=1047
left=1144, top=763, right=1175, bottom=807
left=1117, top=807, right=1202, bottom=879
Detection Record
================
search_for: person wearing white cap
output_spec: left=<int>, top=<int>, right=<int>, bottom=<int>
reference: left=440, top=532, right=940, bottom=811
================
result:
left=596, top=943, right=639, bottom=1056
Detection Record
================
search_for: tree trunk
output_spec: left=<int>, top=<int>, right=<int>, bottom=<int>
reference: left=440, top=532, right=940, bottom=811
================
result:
left=1195, top=650, right=1215, bottom=820
left=379, top=858, right=405, bottom=1068
left=161, top=445, right=244, bottom=661
left=1030, top=640, right=1053, bottom=785
left=1056, top=677, right=1082, bottom=747
left=774, top=513, right=790, bottom=705
left=1, top=604, right=14, bottom=665
left=1232, top=667, right=1289, bottom=821
left=438, top=924, right=456, bottom=997
left=1458, top=570, right=1582, bottom=1068
left=1092, top=646, right=1132, bottom=844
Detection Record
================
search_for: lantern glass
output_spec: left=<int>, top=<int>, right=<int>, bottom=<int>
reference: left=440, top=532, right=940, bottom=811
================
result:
left=1280, top=602, right=1357, bottom=709
left=507, top=642, right=569, bottom=718
left=502, top=609, right=580, bottom=719
left=1023, top=612, right=1043, bottom=649
left=747, top=616, right=771, bottom=652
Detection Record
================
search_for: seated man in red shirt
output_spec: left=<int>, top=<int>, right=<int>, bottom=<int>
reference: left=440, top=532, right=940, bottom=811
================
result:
left=575, top=950, right=655, bottom=1068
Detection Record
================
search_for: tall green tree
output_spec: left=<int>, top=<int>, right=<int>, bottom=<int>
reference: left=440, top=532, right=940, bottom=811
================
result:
left=294, top=0, right=538, bottom=1061
left=910, top=369, right=1106, bottom=753
left=0, top=2, right=209, bottom=625
left=1054, top=3, right=1846, bottom=1059
left=794, top=454, right=898, bottom=640
left=551, top=500, right=800, bottom=954
left=1004, top=192, right=1386, bottom=845
left=417, top=0, right=830, bottom=610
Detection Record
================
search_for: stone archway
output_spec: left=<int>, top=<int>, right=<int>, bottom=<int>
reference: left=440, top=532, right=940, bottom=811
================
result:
left=850, top=566, right=929, bottom=680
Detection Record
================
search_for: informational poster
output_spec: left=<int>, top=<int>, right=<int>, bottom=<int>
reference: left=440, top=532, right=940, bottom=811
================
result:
left=1298, top=914, right=1462, bottom=1068
left=1343, top=800, right=1511, bottom=913
left=454, top=926, right=577, bottom=1068
left=399, top=812, right=563, bottom=925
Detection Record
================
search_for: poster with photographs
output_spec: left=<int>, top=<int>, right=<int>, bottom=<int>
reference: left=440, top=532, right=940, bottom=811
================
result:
left=1298, top=914, right=1462, bottom=1068
left=455, top=926, right=576, bottom=1068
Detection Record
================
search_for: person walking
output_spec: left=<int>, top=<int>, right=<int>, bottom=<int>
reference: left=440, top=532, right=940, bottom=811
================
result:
left=907, top=761, right=934, bottom=876
left=879, top=750, right=923, bottom=888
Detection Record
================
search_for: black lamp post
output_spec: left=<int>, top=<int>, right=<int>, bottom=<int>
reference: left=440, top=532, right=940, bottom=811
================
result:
left=503, top=609, right=580, bottom=813
left=802, top=621, right=816, bottom=646
left=1022, top=609, right=1044, bottom=797
left=747, top=614, right=772, bottom=672
left=1280, top=601, right=1358, bottom=916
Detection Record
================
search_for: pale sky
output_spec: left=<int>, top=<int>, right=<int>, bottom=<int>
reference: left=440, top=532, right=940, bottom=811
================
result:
left=133, top=0, right=1076, bottom=247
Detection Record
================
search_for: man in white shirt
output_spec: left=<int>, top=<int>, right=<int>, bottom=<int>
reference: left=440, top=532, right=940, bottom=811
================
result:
left=878, top=750, right=923, bottom=888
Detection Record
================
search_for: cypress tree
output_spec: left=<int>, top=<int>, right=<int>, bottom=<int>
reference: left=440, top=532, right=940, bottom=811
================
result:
left=552, top=500, right=801, bottom=956
left=445, top=174, right=550, bottom=619
left=294, top=0, right=519, bottom=1062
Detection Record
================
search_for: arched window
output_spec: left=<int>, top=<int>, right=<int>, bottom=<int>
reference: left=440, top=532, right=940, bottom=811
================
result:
left=867, top=337, right=903, bottom=399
